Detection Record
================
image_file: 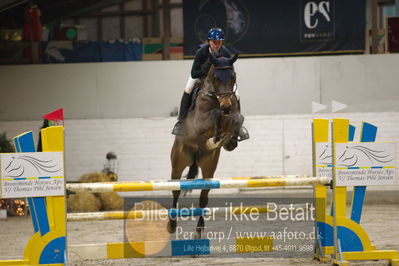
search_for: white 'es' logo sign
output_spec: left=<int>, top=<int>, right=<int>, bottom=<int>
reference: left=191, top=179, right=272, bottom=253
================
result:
left=301, top=0, right=334, bottom=41
left=304, top=1, right=331, bottom=29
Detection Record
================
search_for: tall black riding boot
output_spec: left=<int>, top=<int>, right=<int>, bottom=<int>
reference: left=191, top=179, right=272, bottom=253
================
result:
left=172, top=92, right=191, bottom=135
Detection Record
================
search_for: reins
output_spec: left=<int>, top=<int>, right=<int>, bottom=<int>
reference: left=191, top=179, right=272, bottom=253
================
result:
left=214, top=65, right=233, bottom=70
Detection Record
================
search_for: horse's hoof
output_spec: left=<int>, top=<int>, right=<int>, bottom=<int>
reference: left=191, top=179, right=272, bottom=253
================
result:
left=171, top=121, right=184, bottom=136
left=167, top=219, right=177, bottom=233
left=195, top=232, right=202, bottom=239
left=223, top=139, right=237, bottom=151
left=195, top=228, right=204, bottom=239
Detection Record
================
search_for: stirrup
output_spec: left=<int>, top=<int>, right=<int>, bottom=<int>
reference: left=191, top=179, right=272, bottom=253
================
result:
left=237, top=126, right=249, bottom=142
left=172, top=121, right=184, bottom=136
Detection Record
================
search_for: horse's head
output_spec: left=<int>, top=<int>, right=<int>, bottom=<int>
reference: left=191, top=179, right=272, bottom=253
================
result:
left=205, top=53, right=238, bottom=116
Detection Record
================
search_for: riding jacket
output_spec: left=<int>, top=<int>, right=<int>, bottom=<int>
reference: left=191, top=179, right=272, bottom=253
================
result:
left=190, top=43, right=232, bottom=79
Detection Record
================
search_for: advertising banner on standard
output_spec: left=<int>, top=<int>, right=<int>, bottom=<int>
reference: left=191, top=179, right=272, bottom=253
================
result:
left=0, top=152, right=64, bottom=198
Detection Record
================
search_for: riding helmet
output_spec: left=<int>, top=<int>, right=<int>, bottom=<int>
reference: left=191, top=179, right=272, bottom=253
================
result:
left=207, top=28, right=224, bottom=41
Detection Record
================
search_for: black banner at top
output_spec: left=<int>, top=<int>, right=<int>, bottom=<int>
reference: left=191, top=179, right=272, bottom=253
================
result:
left=183, top=0, right=366, bottom=57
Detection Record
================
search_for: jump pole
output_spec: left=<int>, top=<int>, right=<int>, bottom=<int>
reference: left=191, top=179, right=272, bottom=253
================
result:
left=67, top=206, right=271, bottom=222
left=66, top=176, right=330, bottom=193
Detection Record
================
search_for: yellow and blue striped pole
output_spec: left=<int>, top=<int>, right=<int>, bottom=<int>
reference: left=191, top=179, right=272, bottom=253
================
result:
left=66, top=176, right=330, bottom=193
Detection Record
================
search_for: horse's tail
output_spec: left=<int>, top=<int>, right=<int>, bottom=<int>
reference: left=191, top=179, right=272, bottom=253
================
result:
left=186, top=157, right=198, bottom=180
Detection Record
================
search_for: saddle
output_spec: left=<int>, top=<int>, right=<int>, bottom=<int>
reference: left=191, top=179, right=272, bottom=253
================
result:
left=188, top=79, right=205, bottom=112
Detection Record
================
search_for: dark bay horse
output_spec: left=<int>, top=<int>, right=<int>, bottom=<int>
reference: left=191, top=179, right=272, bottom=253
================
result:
left=168, top=54, right=244, bottom=238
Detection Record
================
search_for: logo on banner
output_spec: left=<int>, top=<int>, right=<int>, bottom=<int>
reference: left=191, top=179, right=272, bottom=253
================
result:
left=2, top=154, right=62, bottom=178
left=335, top=143, right=395, bottom=186
left=1, top=152, right=64, bottom=198
left=193, top=0, right=249, bottom=45
left=301, top=0, right=334, bottom=42
left=315, top=142, right=396, bottom=186
left=315, top=142, right=333, bottom=180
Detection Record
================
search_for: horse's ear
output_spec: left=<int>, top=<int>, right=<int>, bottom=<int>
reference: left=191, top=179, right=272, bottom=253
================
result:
left=208, top=52, right=218, bottom=65
left=229, top=54, right=239, bottom=65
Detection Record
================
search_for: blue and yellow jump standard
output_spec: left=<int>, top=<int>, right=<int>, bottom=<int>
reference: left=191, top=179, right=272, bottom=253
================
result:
left=0, top=126, right=66, bottom=266
left=313, top=118, right=399, bottom=265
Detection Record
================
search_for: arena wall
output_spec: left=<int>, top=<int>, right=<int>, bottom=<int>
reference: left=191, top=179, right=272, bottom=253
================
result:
left=0, top=54, right=399, bottom=121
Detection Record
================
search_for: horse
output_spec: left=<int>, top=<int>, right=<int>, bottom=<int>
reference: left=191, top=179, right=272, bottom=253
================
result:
left=168, top=53, right=244, bottom=238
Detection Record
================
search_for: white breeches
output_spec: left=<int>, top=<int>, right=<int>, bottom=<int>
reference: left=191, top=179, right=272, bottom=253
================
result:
left=184, top=75, right=240, bottom=100
left=184, top=76, right=198, bottom=94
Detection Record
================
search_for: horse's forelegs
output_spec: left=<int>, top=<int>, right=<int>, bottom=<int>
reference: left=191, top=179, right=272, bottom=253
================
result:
left=196, top=189, right=210, bottom=239
left=233, top=113, right=244, bottom=136
left=210, top=109, right=222, bottom=142
left=215, top=119, right=222, bottom=142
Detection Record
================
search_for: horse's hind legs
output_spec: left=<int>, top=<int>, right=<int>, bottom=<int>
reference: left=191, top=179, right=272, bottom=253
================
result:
left=169, top=145, right=190, bottom=234
left=167, top=190, right=181, bottom=233
left=196, top=189, right=210, bottom=239
left=196, top=216, right=205, bottom=239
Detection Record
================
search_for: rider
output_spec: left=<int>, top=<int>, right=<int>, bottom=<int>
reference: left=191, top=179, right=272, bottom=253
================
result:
left=172, top=27, right=249, bottom=146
